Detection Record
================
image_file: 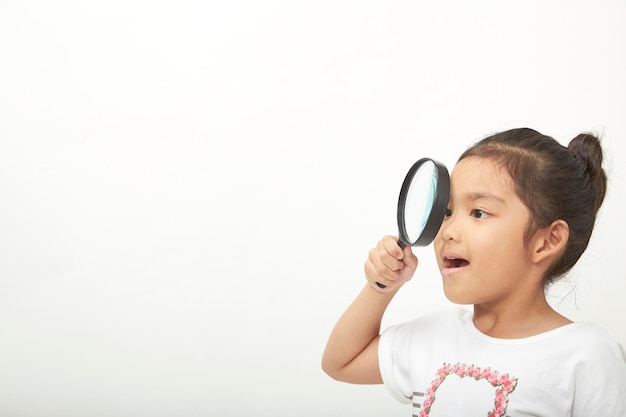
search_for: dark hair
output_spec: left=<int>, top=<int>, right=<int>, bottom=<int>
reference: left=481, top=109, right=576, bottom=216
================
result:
left=458, top=127, right=607, bottom=283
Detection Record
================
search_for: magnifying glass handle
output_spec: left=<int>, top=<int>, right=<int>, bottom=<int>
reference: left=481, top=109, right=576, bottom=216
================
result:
left=375, top=239, right=407, bottom=289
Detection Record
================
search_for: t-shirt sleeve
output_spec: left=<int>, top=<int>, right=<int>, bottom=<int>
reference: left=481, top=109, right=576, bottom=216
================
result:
left=378, top=308, right=467, bottom=405
left=571, top=329, right=626, bottom=416
left=379, top=323, right=413, bottom=404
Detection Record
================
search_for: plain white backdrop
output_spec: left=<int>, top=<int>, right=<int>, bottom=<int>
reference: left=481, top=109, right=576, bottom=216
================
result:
left=1, top=1, right=625, bottom=416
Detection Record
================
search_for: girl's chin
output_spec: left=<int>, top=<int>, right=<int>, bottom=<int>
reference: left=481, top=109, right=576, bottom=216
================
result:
left=442, top=282, right=475, bottom=305
left=443, top=294, right=474, bottom=305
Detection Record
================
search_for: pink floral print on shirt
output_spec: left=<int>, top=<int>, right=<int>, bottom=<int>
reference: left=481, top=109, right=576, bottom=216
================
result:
left=419, top=362, right=518, bottom=417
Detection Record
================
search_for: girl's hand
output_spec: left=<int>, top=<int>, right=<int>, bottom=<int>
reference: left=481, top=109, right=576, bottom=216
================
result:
left=364, top=235, right=418, bottom=292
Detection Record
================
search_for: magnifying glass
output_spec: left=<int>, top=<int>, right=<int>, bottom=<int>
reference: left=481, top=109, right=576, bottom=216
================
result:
left=376, top=158, right=450, bottom=289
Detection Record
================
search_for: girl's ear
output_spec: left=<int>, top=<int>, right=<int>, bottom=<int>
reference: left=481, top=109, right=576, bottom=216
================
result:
left=531, top=220, right=569, bottom=264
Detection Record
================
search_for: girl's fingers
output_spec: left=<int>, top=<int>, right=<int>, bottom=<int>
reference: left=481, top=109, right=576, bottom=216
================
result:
left=381, top=235, right=405, bottom=260
left=365, top=236, right=420, bottom=291
left=366, top=247, right=401, bottom=283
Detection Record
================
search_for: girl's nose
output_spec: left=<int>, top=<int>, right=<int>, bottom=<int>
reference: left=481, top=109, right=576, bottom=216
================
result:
left=439, top=217, right=459, bottom=241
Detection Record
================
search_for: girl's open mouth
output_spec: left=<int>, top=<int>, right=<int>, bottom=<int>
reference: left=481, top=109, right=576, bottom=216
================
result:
left=443, top=257, right=469, bottom=269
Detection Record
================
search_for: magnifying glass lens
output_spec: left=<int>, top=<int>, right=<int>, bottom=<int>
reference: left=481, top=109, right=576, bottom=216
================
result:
left=403, top=161, right=437, bottom=243
left=397, top=157, right=450, bottom=247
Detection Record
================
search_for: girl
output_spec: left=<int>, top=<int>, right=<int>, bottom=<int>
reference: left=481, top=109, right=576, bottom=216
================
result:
left=322, top=128, right=626, bottom=416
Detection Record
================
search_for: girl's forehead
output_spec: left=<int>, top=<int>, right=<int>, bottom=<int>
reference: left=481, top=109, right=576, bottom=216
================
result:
left=450, top=157, right=515, bottom=197
left=453, top=156, right=503, bottom=175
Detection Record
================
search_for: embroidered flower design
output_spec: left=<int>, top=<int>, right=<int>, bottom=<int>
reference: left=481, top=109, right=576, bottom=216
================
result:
left=419, top=362, right=518, bottom=417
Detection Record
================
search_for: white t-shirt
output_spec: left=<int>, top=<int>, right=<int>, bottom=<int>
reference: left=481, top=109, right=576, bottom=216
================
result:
left=379, top=307, right=626, bottom=417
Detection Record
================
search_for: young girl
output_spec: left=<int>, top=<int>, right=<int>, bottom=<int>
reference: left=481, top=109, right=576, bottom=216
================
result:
left=322, top=128, right=626, bottom=416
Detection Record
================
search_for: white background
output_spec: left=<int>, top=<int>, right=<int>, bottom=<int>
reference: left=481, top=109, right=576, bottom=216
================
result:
left=1, top=1, right=625, bottom=416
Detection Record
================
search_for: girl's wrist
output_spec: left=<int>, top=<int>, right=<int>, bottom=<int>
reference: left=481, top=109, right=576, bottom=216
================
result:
left=366, top=280, right=401, bottom=297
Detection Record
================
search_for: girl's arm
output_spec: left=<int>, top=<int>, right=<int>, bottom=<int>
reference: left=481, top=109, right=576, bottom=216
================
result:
left=321, top=235, right=418, bottom=384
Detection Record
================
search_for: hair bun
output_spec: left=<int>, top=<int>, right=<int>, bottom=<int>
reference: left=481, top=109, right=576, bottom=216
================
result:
left=568, top=133, right=607, bottom=211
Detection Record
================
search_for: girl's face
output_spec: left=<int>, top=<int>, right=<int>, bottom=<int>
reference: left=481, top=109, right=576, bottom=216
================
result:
left=433, top=156, right=538, bottom=307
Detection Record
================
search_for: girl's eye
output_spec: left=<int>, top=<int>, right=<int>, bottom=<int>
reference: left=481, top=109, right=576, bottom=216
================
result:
left=445, top=208, right=452, bottom=217
left=471, top=209, right=489, bottom=219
